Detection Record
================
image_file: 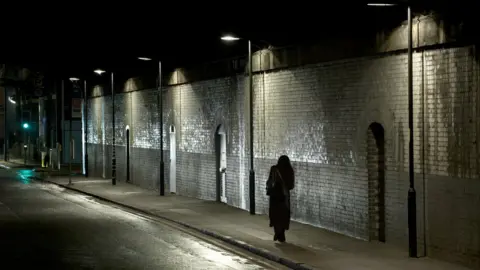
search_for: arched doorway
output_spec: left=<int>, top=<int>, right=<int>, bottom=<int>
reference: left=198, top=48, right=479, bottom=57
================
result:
left=169, top=125, right=176, bottom=194
left=125, top=125, right=130, bottom=183
left=215, top=124, right=227, bottom=203
left=367, top=122, right=385, bottom=242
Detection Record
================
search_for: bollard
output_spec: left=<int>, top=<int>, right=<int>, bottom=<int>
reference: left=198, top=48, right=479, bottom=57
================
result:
left=57, top=143, right=62, bottom=171
left=69, top=139, right=74, bottom=185
left=49, top=148, right=53, bottom=178
left=41, top=151, right=46, bottom=168
left=49, top=149, right=53, bottom=169
left=24, top=144, right=27, bottom=165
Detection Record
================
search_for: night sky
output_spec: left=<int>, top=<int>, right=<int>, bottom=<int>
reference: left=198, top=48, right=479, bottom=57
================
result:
left=0, top=0, right=476, bottom=81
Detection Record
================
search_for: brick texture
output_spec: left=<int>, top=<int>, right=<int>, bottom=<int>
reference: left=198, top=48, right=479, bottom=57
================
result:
left=86, top=45, right=480, bottom=269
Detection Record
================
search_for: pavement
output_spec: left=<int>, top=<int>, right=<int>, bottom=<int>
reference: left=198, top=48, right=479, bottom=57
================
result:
left=0, top=168, right=279, bottom=269
left=0, top=159, right=82, bottom=176
left=2, top=163, right=468, bottom=270
left=0, top=160, right=473, bottom=270
left=0, top=158, right=40, bottom=168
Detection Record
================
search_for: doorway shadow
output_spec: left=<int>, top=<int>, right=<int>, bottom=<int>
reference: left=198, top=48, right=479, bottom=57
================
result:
left=126, top=126, right=130, bottom=183
left=215, top=124, right=227, bottom=203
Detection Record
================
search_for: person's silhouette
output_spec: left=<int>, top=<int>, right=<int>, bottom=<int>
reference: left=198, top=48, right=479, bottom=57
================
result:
left=266, top=155, right=294, bottom=242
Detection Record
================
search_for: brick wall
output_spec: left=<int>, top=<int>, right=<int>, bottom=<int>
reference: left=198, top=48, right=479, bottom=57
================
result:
left=86, top=45, right=480, bottom=268
left=167, top=77, right=248, bottom=204
left=87, top=90, right=167, bottom=190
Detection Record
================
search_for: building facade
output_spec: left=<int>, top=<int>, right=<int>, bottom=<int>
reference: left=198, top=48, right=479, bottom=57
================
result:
left=86, top=15, right=480, bottom=269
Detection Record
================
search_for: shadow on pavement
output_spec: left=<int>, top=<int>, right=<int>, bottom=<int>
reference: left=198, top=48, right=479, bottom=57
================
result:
left=275, top=242, right=315, bottom=255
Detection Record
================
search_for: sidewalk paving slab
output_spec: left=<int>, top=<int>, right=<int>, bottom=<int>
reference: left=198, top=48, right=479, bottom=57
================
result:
left=0, top=160, right=82, bottom=176
left=0, top=160, right=38, bottom=168
left=25, top=173, right=474, bottom=270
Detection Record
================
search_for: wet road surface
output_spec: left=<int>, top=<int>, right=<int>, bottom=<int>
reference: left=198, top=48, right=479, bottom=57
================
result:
left=0, top=169, right=283, bottom=269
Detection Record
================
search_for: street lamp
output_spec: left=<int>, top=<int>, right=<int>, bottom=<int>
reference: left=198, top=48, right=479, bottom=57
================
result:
left=220, top=35, right=241, bottom=41
left=367, top=3, right=396, bottom=6
left=95, top=69, right=116, bottom=186
left=221, top=34, right=255, bottom=215
left=137, top=56, right=164, bottom=196
left=94, top=69, right=106, bottom=75
left=69, top=77, right=88, bottom=178
left=368, top=2, right=417, bottom=258
left=8, top=96, right=16, bottom=104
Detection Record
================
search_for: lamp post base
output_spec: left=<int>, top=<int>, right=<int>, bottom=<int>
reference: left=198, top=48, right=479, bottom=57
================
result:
left=249, top=170, right=255, bottom=215
left=85, top=154, right=89, bottom=177
left=408, top=187, right=417, bottom=258
left=160, top=161, right=165, bottom=196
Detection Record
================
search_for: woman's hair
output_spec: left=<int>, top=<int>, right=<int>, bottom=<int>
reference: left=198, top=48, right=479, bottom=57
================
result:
left=277, top=155, right=291, bottom=168
left=277, top=155, right=294, bottom=176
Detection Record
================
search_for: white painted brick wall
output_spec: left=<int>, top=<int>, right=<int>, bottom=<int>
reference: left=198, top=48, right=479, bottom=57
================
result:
left=86, top=45, right=480, bottom=269
left=165, top=76, right=249, bottom=203
left=249, top=46, right=478, bottom=267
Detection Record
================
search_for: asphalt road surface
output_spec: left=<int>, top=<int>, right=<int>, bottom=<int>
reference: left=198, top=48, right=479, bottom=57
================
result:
left=0, top=169, right=284, bottom=269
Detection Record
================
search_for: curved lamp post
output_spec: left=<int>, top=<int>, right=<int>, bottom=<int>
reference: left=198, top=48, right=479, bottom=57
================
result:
left=137, top=57, right=164, bottom=196
left=221, top=34, right=255, bottom=215
left=69, top=77, right=88, bottom=178
left=368, top=2, right=417, bottom=257
left=94, top=68, right=116, bottom=186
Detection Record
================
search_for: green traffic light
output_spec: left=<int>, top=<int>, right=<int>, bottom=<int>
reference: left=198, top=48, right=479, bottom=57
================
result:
left=23, top=123, right=29, bottom=129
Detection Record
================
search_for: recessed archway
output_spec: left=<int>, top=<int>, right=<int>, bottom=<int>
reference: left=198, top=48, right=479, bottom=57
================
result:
left=215, top=124, right=227, bottom=203
left=367, top=122, right=386, bottom=242
left=169, top=125, right=176, bottom=194
left=125, top=125, right=130, bottom=183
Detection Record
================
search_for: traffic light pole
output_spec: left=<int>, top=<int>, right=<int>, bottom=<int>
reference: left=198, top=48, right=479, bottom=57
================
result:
left=4, top=86, right=8, bottom=161
left=28, top=111, right=31, bottom=163
left=21, top=111, right=31, bottom=165
left=20, top=95, right=24, bottom=164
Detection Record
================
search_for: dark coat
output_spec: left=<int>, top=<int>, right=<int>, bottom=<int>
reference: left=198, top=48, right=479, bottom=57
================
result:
left=266, top=165, right=294, bottom=230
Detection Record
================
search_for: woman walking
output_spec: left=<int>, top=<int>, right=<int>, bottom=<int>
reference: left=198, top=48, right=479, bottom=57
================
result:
left=266, top=155, right=295, bottom=242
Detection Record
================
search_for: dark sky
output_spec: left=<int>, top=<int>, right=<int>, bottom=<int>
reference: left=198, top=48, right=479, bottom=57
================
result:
left=0, top=0, right=476, bottom=79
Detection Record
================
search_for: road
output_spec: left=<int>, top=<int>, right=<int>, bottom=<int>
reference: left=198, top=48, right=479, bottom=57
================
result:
left=0, top=169, right=284, bottom=269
